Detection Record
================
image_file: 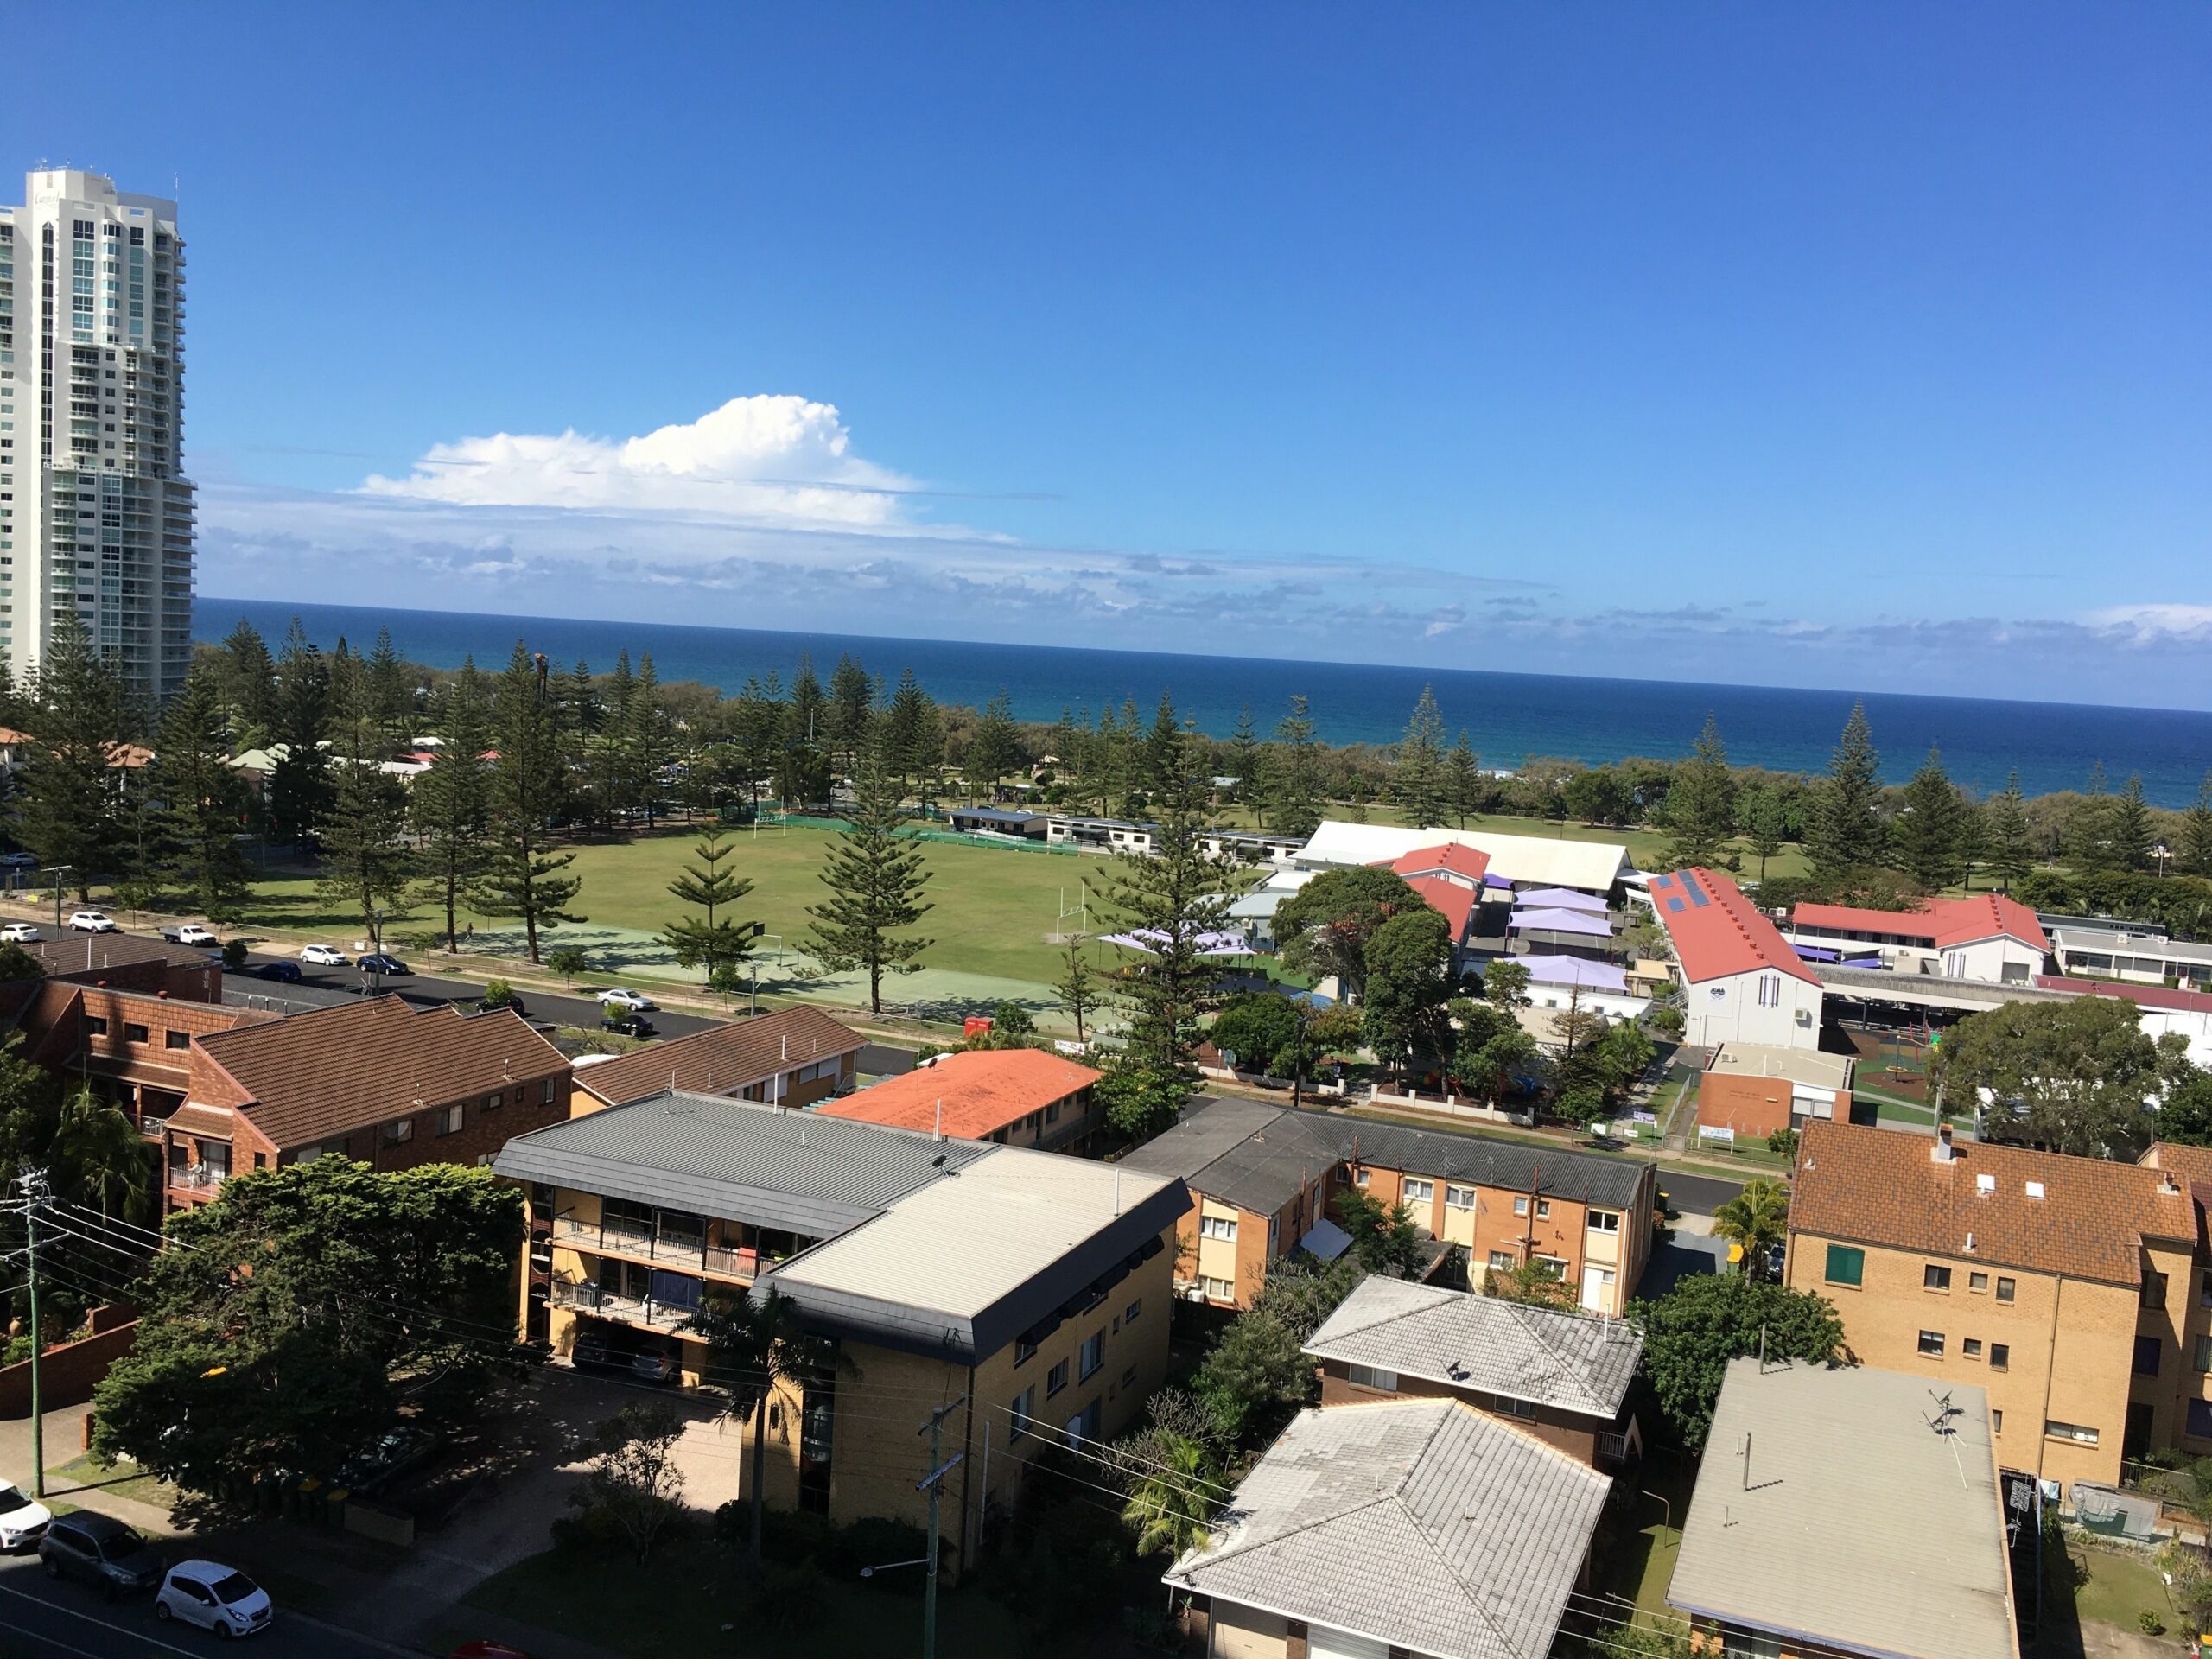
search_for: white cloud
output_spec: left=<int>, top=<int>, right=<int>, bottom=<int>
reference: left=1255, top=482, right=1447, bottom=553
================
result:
left=2085, top=603, right=2212, bottom=645
left=360, top=395, right=916, bottom=527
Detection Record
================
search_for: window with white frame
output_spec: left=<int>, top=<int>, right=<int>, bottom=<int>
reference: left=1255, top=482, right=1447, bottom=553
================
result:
left=1348, top=1363, right=1398, bottom=1390
left=1198, top=1214, right=1237, bottom=1242
left=1202, top=1276, right=1234, bottom=1301
left=1402, top=1178, right=1435, bottom=1204
left=1445, top=1184, right=1477, bottom=1210
left=1588, top=1210, right=1621, bottom=1233
left=1512, top=1196, right=1529, bottom=1216
left=1487, top=1249, right=1515, bottom=1271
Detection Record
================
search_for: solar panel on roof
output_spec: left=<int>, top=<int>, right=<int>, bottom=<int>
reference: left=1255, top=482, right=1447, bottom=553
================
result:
left=1651, top=874, right=1675, bottom=889
left=1667, top=897, right=1685, bottom=912
left=1688, top=882, right=1709, bottom=907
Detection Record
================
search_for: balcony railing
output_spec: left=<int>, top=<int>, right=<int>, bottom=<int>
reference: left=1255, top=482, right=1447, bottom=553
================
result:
left=168, top=1163, right=225, bottom=1191
left=554, top=1215, right=756, bottom=1281
left=1596, top=1430, right=1631, bottom=1465
left=550, top=1278, right=698, bottom=1332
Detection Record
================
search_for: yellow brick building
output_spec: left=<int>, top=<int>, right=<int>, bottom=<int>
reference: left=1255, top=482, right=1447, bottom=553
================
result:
left=495, top=1090, right=1185, bottom=1570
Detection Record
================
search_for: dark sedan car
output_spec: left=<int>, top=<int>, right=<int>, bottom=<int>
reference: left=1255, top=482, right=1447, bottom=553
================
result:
left=601, top=1012, right=658, bottom=1039
left=39, top=1511, right=164, bottom=1599
left=359, top=952, right=413, bottom=976
left=251, top=959, right=304, bottom=983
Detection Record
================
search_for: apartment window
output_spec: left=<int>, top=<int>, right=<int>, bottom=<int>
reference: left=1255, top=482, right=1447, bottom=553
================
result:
left=122, top=1022, right=148, bottom=1045
left=1588, top=1210, right=1621, bottom=1234
left=1201, top=1276, right=1234, bottom=1302
left=486, top=1092, right=503, bottom=1111
left=1488, top=1393, right=1536, bottom=1420
left=1046, top=1360, right=1069, bottom=1398
left=1967, top=1271, right=1988, bottom=1293
left=437, top=1104, right=464, bottom=1137
left=1917, top=1330, right=1945, bottom=1357
left=1402, top=1179, right=1434, bottom=1204
left=1124, top=1299, right=1141, bottom=1325
left=1353, top=1169, right=1370, bottom=1188
left=1014, top=1334, right=1037, bottom=1366
left=83, top=1015, right=107, bottom=1035
left=1512, top=1196, right=1529, bottom=1217
left=1198, top=1215, right=1237, bottom=1242
left=164, top=1029, right=190, bottom=1051
left=1963, top=1338, right=1983, bottom=1357
left=253, top=1153, right=267, bottom=1171
left=1825, top=1245, right=1866, bottom=1287
left=1348, top=1364, right=1398, bottom=1391
left=1995, top=1277, right=2016, bottom=1304
left=1536, top=1199, right=1552, bottom=1220
left=1923, top=1264, right=1952, bottom=1292
left=2044, top=1420, right=2100, bottom=1446
left=1045, top=1103, right=1060, bottom=1124
left=2144, top=1270, right=2170, bottom=1310
left=2196, top=1336, right=2212, bottom=1374
left=1535, top=1254, right=1569, bottom=1281
left=2190, top=1400, right=2212, bottom=1440
left=543, top=1078, right=556, bottom=1104
left=382, top=1119, right=414, bottom=1145
left=2135, top=1337, right=2163, bottom=1377
left=1009, top=1387, right=1035, bottom=1441
left=2201, top=1271, right=2212, bottom=1311
left=1990, top=1343, right=2009, bottom=1372
left=1078, top=1332, right=1104, bottom=1382
left=1992, top=1409, right=2004, bottom=1433
left=1487, top=1249, right=1515, bottom=1272
left=1445, top=1184, right=1478, bottom=1211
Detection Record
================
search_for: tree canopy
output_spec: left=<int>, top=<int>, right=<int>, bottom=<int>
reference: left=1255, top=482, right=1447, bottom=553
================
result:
left=1939, top=995, right=2173, bottom=1157
left=1630, top=1274, right=1847, bottom=1449
left=1273, top=865, right=1421, bottom=1001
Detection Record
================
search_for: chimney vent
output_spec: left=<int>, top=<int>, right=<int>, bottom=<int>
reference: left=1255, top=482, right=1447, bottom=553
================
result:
left=1932, top=1125, right=1956, bottom=1165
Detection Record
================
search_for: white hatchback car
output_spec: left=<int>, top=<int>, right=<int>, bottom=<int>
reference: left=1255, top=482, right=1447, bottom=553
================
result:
left=156, top=1560, right=273, bottom=1637
left=66, top=911, right=118, bottom=933
left=600, top=988, right=658, bottom=1012
left=0, top=923, right=40, bottom=944
left=300, top=944, right=351, bottom=966
left=0, top=1480, right=51, bottom=1551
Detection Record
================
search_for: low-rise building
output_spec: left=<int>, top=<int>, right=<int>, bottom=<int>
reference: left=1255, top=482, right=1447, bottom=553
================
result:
left=494, top=1090, right=1185, bottom=1561
left=5, top=980, right=261, bottom=1126
left=1648, top=867, right=1824, bottom=1050
left=1119, top=1098, right=1655, bottom=1314
left=571, top=1006, right=862, bottom=1114
left=812, top=1046, right=1104, bottom=1151
left=1786, top=1118, right=2212, bottom=1493
left=2050, top=926, right=2212, bottom=995
left=1165, top=1398, right=1611, bottom=1659
left=6, top=930, right=224, bottom=1002
left=167, top=996, right=572, bottom=1211
left=1304, top=1275, right=1643, bottom=1467
left=1668, top=1358, right=2019, bottom=1659
left=1788, top=894, right=2049, bottom=986
left=1300, top=819, right=1627, bottom=897
left=1694, top=1042, right=1854, bottom=1144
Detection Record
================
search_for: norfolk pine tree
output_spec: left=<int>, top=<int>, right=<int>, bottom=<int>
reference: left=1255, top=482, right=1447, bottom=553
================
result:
left=316, top=652, right=417, bottom=944
left=1228, top=705, right=1267, bottom=826
left=1664, top=715, right=1736, bottom=868
left=1392, top=685, right=1448, bottom=830
left=966, top=689, right=1020, bottom=803
left=267, top=617, right=335, bottom=848
left=10, top=613, right=130, bottom=897
left=411, top=659, right=492, bottom=952
left=1738, top=785, right=1788, bottom=881
left=1986, top=769, right=2033, bottom=892
left=1445, top=731, right=1482, bottom=828
left=2184, top=774, right=2212, bottom=878
left=1056, top=936, right=1100, bottom=1044
left=1268, top=694, right=1324, bottom=838
left=2112, top=774, right=2154, bottom=873
left=661, top=830, right=759, bottom=988
left=1892, top=747, right=1965, bottom=893
left=804, top=750, right=933, bottom=1014
left=1808, top=702, right=1884, bottom=879
left=474, top=645, right=586, bottom=963
left=151, top=663, right=254, bottom=920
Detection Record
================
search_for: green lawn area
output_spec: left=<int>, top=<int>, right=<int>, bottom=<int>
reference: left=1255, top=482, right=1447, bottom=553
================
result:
left=1587, top=1457, right=1694, bottom=1627
left=461, top=1539, right=1028, bottom=1659
left=45, top=1451, right=176, bottom=1514
left=2055, top=1535, right=2174, bottom=1637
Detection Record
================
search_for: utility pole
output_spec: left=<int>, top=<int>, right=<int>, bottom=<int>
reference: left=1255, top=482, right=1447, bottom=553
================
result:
left=916, top=1395, right=967, bottom=1659
left=16, top=1169, right=48, bottom=1497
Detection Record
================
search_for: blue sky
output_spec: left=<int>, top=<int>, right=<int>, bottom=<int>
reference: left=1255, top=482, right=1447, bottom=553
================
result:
left=8, top=4, right=2209, bottom=704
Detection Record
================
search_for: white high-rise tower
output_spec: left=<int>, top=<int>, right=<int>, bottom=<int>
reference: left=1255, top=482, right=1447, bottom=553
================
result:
left=0, top=168, right=194, bottom=707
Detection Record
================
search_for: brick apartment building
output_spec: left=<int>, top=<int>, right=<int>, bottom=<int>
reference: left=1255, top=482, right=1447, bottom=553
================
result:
left=813, top=1046, right=1105, bottom=1152
left=6, top=979, right=263, bottom=1123
left=571, top=1006, right=862, bottom=1114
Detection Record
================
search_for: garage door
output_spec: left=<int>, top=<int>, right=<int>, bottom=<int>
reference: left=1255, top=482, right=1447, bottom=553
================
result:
left=1310, top=1624, right=1390, bottom=1659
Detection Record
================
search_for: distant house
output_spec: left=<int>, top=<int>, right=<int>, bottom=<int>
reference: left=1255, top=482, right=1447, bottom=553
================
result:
left=1516, top=955, right=1651, bottom=1022
left=1669, top=1359, right=2020, bottom=1659
left=945, top=806, right=1048, bottom=840
left=571, top=1007, right=862, bottom=1114
left=813, top=1046, right=1104, bottom=1152
left=2048, top=926, right=2212, bottom=995
left=1045, top=814, right=1155, bottom=855
left=1694, top=1041, right=1854, bottom=1144
left=1165, top=1398, right=1611, bottom=1659
left=1300, top=820, right=1628, bottom=897
left=1304, top=1275, right=1644, bottom=1468
left=1647, top=867, right=1824, bottom=1050
left=1787, top=894, right=2049, bottom=986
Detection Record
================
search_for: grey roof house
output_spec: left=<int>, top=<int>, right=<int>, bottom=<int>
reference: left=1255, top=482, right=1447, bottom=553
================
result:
left=1166, top=1398, right=1611, bottom=1659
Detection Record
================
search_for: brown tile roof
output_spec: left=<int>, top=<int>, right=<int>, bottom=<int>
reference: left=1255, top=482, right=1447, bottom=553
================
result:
left=814, top=1047, right=1101, bottom=1138
left=194, top=996, right=569, bottom=1151
left=575, top=1007, right=863, bottom=1109
left=2146, top=1142, right=2212, bottom=1186
left=22, top=932, right=215, bottom=977
left=1792, top=1119, right=2193, bottom=1287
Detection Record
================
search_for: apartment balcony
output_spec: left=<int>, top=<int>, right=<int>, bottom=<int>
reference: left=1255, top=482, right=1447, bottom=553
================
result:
left=550, top=1277, right=698, bottom=1332
left=553, top=1214, right=758, bottom=1282
left=168, top=1163, right=226, bottom=1193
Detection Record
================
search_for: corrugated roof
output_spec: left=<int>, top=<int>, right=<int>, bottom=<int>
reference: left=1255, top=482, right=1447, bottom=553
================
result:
left=1303, top=822, right=1626, bottom=894
left=812, top=1047, right=1102, bottom=1139
left=1791, top=1118, right=2193, bottom=1286
left=1166, top=1400, right=1610, bottom=1659
left=1649, top=868, right=1819, bottom=986
left=1305, top=1278, right=1642, bottom=1420
left=575, top=1007, right=863, bottom=1108
left=1669, top=1360, right=2018, bottom=1659
left=1405, top=875, right=1478, bottom=941
left=1382, top=844, right=1493, bottom=883
left=196, top=997, right=569, bottom=1151
left=22, top=932, right=215, bottom=977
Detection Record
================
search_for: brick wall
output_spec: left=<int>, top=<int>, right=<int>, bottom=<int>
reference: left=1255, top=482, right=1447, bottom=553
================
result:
left=0, top=1307, right=138, bottom=1417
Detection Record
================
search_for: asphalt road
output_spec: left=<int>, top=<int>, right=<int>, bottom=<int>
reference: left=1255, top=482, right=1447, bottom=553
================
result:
left=1654, top=1167, right=1745, bottom=1217
left=0, top=1562, right=399, bottom=1659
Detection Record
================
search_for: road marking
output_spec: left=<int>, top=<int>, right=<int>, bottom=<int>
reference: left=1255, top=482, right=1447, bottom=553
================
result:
left=0, top=1582, right=204, bottom=1657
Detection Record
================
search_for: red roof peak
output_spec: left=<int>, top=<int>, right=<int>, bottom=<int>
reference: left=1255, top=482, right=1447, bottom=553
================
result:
left=1650, top=868, right=1818, bottom=986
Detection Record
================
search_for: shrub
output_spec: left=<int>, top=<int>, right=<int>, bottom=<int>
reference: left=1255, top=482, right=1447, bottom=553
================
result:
left=2139, top=1611, right=2165, bottom=1636
left=221, top=939, right=249, bottom=969
left=742, top=1560, right=835, bottom=1630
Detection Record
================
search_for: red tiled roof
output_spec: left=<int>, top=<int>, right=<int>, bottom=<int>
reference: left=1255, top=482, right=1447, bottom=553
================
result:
left=1404, top=874, right=1478, bottom=941
left=194, top=996, right=569, bottom=1151
left=1792, top=894, right=2047, bottom=952
left=1793, top=1118, right=2193, bottom=1285
left=2036, top=976, right=2212, bottom=1015
left=1648, top=868, right=1818, bottom=986
left=1378, top=844, right=1491, bottom=883
left=576, top=1006, right=863, bottom=1109
left=813, top=1047, right=1103, bottom=1139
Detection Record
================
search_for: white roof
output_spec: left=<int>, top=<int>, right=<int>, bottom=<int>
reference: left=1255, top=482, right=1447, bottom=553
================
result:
left=769, top=1146, right=1179, bottom=1322
left=1297, top=822, right=1627, bottom=894
left=1707, top=1042, right=1853, bottom=1091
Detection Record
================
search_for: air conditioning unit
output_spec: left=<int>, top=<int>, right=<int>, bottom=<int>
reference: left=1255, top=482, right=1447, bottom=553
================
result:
left=1795, top=1008, right=1813, bottom=1027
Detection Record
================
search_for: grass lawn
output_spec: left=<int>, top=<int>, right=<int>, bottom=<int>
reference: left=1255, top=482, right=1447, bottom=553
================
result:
left=462, top=1539, right=1028, bottom=1659
left=46, top=1451, right=176, bottom=1514
left=1587, top=1453, right=1695, bottom=1627
left=2061, top=1536, right=2174, bottom=1634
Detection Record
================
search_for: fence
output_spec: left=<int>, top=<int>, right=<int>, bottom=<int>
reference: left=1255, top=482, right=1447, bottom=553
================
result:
left=764, top=812, right=1077, bottom=855
left=1363, top=1085, right=1535, bottom=1128
left=0, top=1305, right=138, bottom=1417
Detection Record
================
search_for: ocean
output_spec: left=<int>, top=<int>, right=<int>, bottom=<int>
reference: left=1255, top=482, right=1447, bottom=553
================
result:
left=197, top=597, right=2212, bottom=808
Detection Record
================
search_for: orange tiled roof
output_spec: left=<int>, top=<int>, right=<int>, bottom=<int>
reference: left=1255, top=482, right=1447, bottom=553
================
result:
left=814, top=1046, right=1102, bottom=1139
left=1379, top=844, right=1492, bottom=883
left=575, top=1006, right=863, bottom=1109
left=1404, top=875, right=1478, bottom=941
left=1649, top=868, right=1818, bottom=987
left=1792, top=895, right=2047, bottom=953
left=194, top=996, right=568, bottom=1151
left=1792, top=1118, right=2193, bottom=1286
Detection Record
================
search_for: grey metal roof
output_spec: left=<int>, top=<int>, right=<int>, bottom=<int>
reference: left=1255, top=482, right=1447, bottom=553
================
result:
left=1304, top=1278, right=1643, bottom=1421
left=1669, top=1360, right=2018, bottom=1659
left=492, top=1090, right=990, bottom=1238
left=1119, top=1097, right=1652, bottom=1217
left=1166, top=1400, right=1610, bottom=1659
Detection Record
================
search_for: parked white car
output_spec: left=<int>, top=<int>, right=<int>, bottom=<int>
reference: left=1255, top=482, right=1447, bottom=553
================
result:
left=0, top=923, right=40, bottom=944
left=155, top=1560, right=272, bottom=1637
left=0, top=1480, right=52, bottom=1552
left=300, top=944, right=351, bottom=966
left=599, top=988, right=658, bottom=1012
left=65, top=911, right=118, bottom=933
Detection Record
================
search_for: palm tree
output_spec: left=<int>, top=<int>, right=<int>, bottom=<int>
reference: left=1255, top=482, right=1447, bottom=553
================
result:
left=1121, top=1430, right=1219, bottom=1560
left=51, top=1087, right=153, bottom=1224
left=1713, top=1178, right=1790, bottom=1280
left=679, top=1285, right=830, bottom=1565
